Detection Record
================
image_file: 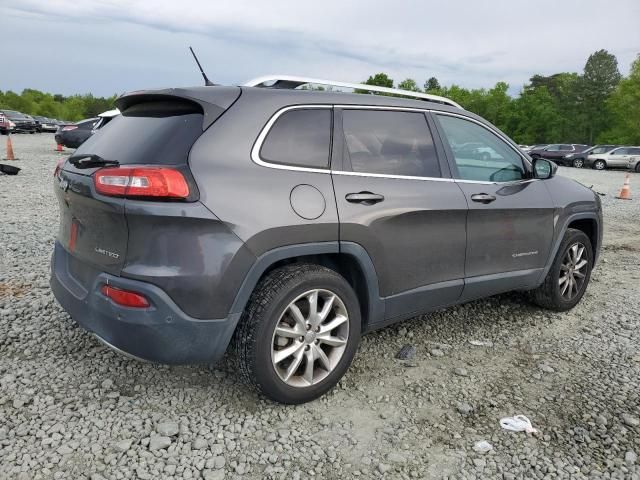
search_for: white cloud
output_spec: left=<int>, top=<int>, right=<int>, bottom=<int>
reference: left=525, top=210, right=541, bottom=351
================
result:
left=2, top=0, right=639, bottom=95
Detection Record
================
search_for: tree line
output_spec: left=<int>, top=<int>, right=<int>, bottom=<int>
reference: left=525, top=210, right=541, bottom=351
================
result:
left=1, top=49, right=638, bottom=145
left=0, top=89, right=117, bottom=122
left=363, top=49, right=639, bottom=145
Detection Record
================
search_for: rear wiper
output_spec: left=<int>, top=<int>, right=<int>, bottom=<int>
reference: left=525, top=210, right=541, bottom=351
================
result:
left=68, top=154, right=119, bottom=169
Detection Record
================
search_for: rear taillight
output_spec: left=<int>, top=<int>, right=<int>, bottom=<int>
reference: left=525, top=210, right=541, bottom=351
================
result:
left=101, top=285, right=150, bottom=308
left=94, top=167, right=190, bottom=199
left=62, top=125, right=78, bottom=131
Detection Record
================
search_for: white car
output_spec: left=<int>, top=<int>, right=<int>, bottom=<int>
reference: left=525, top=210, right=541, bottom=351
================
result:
left=587, top=146, right=640, bottom=170
left=91, top=109, right=120, bottom=134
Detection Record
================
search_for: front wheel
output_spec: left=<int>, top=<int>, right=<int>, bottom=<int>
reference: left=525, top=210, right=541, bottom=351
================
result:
left=530, top=228, right=593, bottom=311
left=593, top=160, right=606, bottom=170
left=232, top=264, right=361, bottom=404
left=573, top=158, right=584, bottom=168
left=635, top=163, right=640, bottom=173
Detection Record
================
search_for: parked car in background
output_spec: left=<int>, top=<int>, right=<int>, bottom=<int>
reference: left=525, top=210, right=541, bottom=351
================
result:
left=586, top=146, right=640, bottom=170
left=523, top=144, right=548, bottom=153
left=529, top=144, right=590, bottom=161
left=91, top=109, right=120, bottom=133
left=0, top=110, right=38, bottom=133
left=34, top=116, right=59, bottom=133
left=55, top=118, right=97, bottom=148
left=628, top=155, right=640, bottom=173
left=518, top=145, right=530, bottom=151
left=563, top=145, right=619, bottom=168
left=0, top=113, right=14, bottom=135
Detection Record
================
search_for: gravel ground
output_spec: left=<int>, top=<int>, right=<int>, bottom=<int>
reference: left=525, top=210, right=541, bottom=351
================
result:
left=1, top=134, right=639, bottom=480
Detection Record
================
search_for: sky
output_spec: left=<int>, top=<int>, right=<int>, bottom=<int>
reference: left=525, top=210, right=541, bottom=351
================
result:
left=1, top=0, right=639, bottom=98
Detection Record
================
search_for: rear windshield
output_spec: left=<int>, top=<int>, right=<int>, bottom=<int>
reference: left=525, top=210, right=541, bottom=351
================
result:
left=74, top=100, right=203, bottom=165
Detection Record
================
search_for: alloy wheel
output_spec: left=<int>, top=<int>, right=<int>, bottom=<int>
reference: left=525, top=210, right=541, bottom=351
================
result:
left=271, top=289, right=349, bottom=387
left=559, top=243, right=588, bottom=300
left=573, top=159, right=584, bottom=168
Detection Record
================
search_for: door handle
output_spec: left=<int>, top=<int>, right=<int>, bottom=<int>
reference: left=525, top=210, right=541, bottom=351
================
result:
left=470, top=193, right=496, bottom=204
left=345, top=192, right=385, bottom=205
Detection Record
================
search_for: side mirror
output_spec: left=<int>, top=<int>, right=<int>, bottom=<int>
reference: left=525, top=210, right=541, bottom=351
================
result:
left=533, top=158, right=557, bottom=179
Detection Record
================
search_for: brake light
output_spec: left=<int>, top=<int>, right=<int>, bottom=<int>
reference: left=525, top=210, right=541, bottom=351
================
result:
left=62, top=125, right=78, bottom=131
left=94, top=167, right=190, bottom=199
left=101, top=285, right=150, bottom=308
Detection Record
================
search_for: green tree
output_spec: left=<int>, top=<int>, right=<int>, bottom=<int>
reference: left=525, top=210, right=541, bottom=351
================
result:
left=424, top=77, right=441, bottom=92
left=364, top=73, right=394, bottom=88
left=600, top=55, right=640, bottom=144
left=580, top=49, right=622, bottom=143
left=397, top=78, right=420, bottom=92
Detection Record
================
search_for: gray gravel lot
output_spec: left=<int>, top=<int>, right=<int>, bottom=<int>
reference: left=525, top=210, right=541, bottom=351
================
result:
left=1, top=134, right=639, bottom=480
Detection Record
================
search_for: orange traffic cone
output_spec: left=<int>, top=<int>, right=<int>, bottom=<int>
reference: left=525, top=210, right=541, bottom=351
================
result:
left=55, top=143, right=63, bottom=152
left=4, top=134, right=16, bottom=160
left=616, top=173, right=632, bottom=200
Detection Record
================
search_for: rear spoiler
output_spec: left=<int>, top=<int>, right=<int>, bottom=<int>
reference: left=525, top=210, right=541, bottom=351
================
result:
left=116, top=86, right=241, bottom=130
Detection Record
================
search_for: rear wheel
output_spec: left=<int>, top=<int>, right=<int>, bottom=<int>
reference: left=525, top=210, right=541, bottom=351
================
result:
left=530, top=228, right=593, bottom=311
left=593, top=159, right=606, bottom=170
left=573, top=158, right=584, bottom=168
left=232, top=264, right=361, bottom=404
left=635, top=163, right=640, bottom=173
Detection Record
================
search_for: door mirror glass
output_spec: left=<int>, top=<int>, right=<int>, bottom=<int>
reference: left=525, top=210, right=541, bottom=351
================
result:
left=533, top=158, right=556, bottom=179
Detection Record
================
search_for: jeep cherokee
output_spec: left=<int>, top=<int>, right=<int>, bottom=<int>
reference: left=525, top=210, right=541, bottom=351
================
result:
left=51, top=76, right=602, bottom=404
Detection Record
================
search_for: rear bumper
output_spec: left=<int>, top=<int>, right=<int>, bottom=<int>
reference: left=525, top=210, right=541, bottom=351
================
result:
left=50, top=241, right=240, bottom=364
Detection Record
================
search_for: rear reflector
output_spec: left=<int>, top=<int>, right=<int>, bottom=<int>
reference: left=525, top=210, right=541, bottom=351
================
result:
left=62, top=125, right=78, bottom=131
left=100, top=285, right=150, bottom=308
left=94, top=167, right=189, bottom=199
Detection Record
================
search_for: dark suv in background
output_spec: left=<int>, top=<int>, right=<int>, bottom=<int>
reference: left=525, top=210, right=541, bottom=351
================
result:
left=0, top=110, right=38, bottom=133
left=51, top=76, right=603, bottom=404
left=529, top=144, right=590, bottom=164
left=54, top=118, right=97, bottom=148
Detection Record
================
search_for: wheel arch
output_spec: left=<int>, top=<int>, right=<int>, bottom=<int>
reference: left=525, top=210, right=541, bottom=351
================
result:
left=537, top=212, right=601, bottom=284
left=229, top=242, right=384, bottom=330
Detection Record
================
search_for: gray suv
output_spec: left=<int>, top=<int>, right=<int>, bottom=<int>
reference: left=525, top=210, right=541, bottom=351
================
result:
left=51, top=76, right=602, bottom=404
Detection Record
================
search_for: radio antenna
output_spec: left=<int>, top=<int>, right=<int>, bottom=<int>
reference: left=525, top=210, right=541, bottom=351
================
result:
left=189, top=46, right=215, bottom=86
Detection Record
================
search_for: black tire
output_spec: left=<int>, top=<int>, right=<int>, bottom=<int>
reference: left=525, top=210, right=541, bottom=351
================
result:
left=232, top=264, right=361, bottom=404
left=573, top=158, right=584, bottom=168
left=635, top=163, right=640, bottom=174
left=530, top=228, right=593, bottom=312
left=593, top=160, right=606, bottom=170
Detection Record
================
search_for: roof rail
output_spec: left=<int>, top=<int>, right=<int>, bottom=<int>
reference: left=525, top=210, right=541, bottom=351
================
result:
left=242, top=75, right=463, bottom=109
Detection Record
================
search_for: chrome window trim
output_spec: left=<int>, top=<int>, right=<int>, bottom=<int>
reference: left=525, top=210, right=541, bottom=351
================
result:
left=251, top=104, right=532, bottom=185
left=331, top=170, right=454, bottom=183
left=251, top=104, right=334, bottom=174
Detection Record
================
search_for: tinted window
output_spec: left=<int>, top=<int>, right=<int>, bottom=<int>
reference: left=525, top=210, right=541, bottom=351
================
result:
left=260, top=109, right=331, bottom=169
left=73, top=102, right=203, bottom=165
left=546, top=145, right=561, bottom=151
left=436, top=114, right=525, bottom=182
left=629, top=148, right=640, bottom=155
left=342, top=110, right=440, bottom=177
left=612, top=148, right=628, bottom=155
left=560, top=145, right=573, bottom=150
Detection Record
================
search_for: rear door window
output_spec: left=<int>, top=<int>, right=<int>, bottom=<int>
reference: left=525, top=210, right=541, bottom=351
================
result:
left=259, top=108, right=331, bottom=169
left=341, top=109, right=441, bottom=177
